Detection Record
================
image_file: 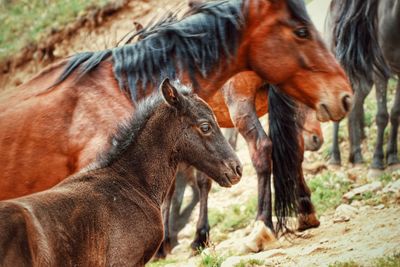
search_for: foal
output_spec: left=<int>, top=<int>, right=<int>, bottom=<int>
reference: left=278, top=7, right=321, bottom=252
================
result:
left=0, top=79, right=242, bottom=267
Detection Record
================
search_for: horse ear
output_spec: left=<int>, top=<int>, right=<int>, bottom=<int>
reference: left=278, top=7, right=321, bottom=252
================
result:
left=160, top=78, right=181, bottom=108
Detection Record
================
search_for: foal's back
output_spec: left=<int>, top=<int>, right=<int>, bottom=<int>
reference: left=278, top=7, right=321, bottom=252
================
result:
left=0, top=170, right=162, bottom=267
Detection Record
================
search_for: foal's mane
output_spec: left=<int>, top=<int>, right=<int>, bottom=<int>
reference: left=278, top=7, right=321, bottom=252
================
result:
left=55, top=0, right=245, bottom=101
left=98, top=84, right=192, bottom=167
left=327, top=0, right=390, bottom=89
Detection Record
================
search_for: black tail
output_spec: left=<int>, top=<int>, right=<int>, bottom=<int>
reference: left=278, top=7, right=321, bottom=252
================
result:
left=268, top=86, right=302, bottom=234
left=327, top=0, right=390, bottom=89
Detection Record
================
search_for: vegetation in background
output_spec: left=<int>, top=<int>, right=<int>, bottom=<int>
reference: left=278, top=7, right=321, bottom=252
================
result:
left=329, top=252, right=400, bottom=267
left=234, top=259, right=266, bottom=267
left=0, top=0, right=109, bottom=60
left=147, top=258, right=179, bottom=267
left=200, top=250, right=225, bottom=267
left=308, top=171, right=352, bottom=213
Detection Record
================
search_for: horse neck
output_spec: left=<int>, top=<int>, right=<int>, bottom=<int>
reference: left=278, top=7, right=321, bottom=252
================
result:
left=179, top=54, right=246, bottom=101
left=108, top=106, right=180, bottom=206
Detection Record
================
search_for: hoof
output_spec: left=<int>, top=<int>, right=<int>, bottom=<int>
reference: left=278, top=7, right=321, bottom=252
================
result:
left=190, top=228, right=210, bottom=254
left=388, top=163, right=400, bottom=173
left=367, top=168, right=385, bottom=179
left=298, top=213, right=320, bottom=232
left=241, top=220, right=276, bottom=253
left=328, top=157, right=341, bottom=166
left=155, top=241, right=171, bottom=259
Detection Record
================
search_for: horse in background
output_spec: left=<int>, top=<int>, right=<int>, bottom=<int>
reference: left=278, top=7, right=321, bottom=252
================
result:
left=0, top=0, right=351, bottom=239
left=0, top=80, right=241, bottom=267
left=326, top=0, right=400, bottom=176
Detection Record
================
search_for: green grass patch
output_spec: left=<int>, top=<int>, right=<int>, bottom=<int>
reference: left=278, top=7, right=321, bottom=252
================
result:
left=234, top=258, right=265, bottom=267
left=0, top=0, right=109, bottom=60
left=309, top=171, right=352, bottom=213
left=200, top=250, right=225, bottom=267
left=209, top=197, right=257, bottom=233
left=329, top=252, right=400, bottom=267
left=374, top=252, right=400, bottom=267
left=329, top=261, right=360, bottom=267
left=147, top=258, right=179, bottom=267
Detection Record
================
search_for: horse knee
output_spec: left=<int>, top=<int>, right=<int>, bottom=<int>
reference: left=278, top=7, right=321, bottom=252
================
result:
left=376, top=111, right=389, bottom=127
left=251, top=137, right=272, bottom=173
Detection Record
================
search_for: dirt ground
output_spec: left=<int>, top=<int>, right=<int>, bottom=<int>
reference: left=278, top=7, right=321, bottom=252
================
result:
left=1, top=0, right=399, bottom=266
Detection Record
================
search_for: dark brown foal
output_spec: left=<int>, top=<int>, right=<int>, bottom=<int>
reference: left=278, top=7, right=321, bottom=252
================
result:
left=0, top=80, right=242, bottom=267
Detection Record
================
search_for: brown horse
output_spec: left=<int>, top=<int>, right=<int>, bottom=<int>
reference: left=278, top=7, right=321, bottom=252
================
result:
left=157, top=71, right=323, bottom=256
left=0, top=0, right=351, bottom=234
left=0, top=80, right=242, bottom=267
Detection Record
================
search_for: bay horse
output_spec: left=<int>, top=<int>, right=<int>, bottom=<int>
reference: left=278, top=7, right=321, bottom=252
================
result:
left=0, top=80, right=242, bottom=267
left=0, top=0, right=352, bottom=237
left=157, top=71, right=323, bottom=256
left=326, top=0, right=400, bottom=174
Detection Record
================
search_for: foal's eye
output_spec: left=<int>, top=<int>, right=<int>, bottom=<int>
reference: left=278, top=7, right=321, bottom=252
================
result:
left=199, top=123, right=211, bottom=134
left=294, top=27, right=309, bottom=39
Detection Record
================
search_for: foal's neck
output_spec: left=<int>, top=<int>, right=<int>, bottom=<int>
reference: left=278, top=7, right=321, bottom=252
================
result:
left=109, top=106, right=180, bottom=206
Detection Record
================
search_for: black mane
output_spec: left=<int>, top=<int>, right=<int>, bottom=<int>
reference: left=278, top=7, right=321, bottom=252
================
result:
left=97, top=83, right=192, bottom=167
left=327, top=0, right=390, bottom=89
left=55, top=0, right=244, bottom=101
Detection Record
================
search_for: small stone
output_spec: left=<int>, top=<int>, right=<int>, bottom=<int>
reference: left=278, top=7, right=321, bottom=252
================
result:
left=383, top=180, right=400, bottom=194
left=343, top=181, right=383, bottom=200
left=333, top=204, right=358, bottom=223
left=375, top=204, right=385, bottom=210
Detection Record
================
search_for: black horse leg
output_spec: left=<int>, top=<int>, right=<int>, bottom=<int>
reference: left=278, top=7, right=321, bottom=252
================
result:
left=348, top=87, right=371, bottom=164
left=387, top=79, right=400, bottom=167
left=329, top=121, right=342, bottom=165
left=155, top=179, right=176, bottom=259
left=225, top=128, right=239, bottom=150
left=191, top=172, right=212, bottom=252
left=371, top=76, right=389, bottom=170
left=169, top=166, right=200, bottom=248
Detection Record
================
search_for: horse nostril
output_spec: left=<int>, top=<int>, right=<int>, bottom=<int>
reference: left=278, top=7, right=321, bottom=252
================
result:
left=235, top=165, right=242, bottom=177
left=342, top=95, right=352, bottom=113
left=312, top=135, right=319, bottom=145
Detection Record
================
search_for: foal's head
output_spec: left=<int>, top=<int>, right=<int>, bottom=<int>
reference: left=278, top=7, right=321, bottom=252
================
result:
left=161, top=79, right=242, bottom=187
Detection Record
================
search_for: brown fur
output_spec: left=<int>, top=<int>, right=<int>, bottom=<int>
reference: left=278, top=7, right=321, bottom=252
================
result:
left=0, top=81, right=241, bottom=266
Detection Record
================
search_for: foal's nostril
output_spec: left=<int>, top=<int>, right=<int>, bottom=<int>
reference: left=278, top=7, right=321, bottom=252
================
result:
left=312, top=135, right=319, bottom=145
left=235, top=165, right=242, bottom=177
left=342, top=95, right=352, bottom=113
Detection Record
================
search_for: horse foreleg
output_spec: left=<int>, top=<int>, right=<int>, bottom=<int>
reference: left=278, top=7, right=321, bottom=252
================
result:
left=228, top=100, right=273, bottom=230
left=191, top=171, right=212, bottom=252
left=329, top=121, right=342, bottom=165
left=370, top=76, right=389, bottom=171
left=387, top=79, right=400, bottom=168
left=348, top=88, right=370, bottom=164
left=169, top=166, right=199, bottom=247
left=155, top=179, right=175, bottom=259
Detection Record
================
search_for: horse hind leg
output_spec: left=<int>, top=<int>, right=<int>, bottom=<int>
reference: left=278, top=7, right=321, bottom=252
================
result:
left=297, top=169, right=320, bottom=231
left=387, top=78, right=400, bottom=170
left=190, top=171, right=212, bottom=253
left=369, top=76, right=389, bottom=176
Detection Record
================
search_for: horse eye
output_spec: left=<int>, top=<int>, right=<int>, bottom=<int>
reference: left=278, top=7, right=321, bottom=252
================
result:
left=199, top=123, right=211, bottom=134
left=294, top=27, right=309, bottom=39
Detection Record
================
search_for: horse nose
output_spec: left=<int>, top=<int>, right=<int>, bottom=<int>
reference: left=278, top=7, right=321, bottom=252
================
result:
left=341, top=94, right=353, bottom=113
left=235, top=164, right=242, bottom=177
left=312, top=135, right=320, bottom=146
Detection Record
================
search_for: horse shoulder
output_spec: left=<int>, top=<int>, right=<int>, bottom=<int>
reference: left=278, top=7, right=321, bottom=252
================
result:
left=0, top=201, right=54, bottom=266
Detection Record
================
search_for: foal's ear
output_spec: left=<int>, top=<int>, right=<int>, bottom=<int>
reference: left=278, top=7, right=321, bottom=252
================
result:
left=160, top=78, right=182, bottom=109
